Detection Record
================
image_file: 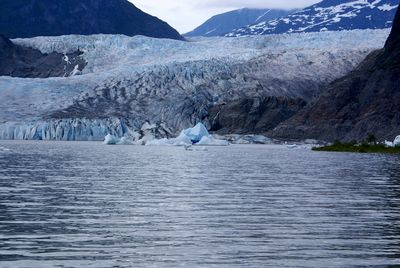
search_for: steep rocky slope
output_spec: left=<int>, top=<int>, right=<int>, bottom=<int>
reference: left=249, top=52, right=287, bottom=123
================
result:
left=209, top=97, right=307, bottom=134
left=0, top=30, right=390, bottom=140
left=0, top=0, right=182, bottom=40
left=270, top=5, right=400, bottom=142
left=0, top=35, right=86, bottom=78
left=227, top=0, right=398, bottom=37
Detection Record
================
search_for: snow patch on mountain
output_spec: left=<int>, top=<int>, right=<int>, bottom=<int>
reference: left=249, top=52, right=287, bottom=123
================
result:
left=226, top=0, right=398, bottom=36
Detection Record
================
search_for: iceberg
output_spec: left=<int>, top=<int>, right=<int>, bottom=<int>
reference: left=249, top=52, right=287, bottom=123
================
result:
left=384, top=135, right=400, bottom=148
left=104, top=134, right=119, bottom=145
left=182, top=123, right=209, bottom=143
left=196, top=136, right=229, bottom=146
left=394, top=135, right=400, bottom=147
left=143, top=122, right=229, bottom=146
left=104, top=134, right=134, bottom=145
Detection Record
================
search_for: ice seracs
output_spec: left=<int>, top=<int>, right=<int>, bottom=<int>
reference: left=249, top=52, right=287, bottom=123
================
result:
left=105, top=122, right=229, bottom=146
left=0, top=30, right=391, bottom=141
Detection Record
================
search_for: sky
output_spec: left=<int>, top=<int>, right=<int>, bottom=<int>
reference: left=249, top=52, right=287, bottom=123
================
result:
left=130, top=0, right=320, bottom=33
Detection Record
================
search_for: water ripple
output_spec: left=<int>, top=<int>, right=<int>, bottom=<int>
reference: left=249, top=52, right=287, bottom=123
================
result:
left=1, top=141, right=400, bottom=267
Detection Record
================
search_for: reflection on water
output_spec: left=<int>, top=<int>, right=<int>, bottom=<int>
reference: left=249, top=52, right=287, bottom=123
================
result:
left=0, top=141, right=400, bottom=268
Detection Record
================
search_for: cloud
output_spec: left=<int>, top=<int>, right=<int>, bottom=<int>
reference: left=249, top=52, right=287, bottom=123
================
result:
left=130, top=0, right=320, bottom=33
left=192, top=0, right=318, bottom=9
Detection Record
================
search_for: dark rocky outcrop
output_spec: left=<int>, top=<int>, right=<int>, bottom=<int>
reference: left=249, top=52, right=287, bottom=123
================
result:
left=209, top=97, right=307, bottom=134
left=0, top=0, right=183, bottom=40
left=270, top=5, right=400, bottom=142
left=0, top=34, right=86, bottom=78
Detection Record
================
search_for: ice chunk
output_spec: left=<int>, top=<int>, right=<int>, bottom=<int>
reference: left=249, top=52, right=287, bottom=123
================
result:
left=104, top=134, right=119, bottom=145
left=0, top=146, right=11, bottom=152
left=145, top=123, right=228, bottom=146
left=196, top=136, right=229, bottom=146
left=104, top=134, right=134, bottom=145
left=145, top=132, right=192, bottom=146
left=182, top=123, right=209, bottom=143
left=393, top=135, right=400, bottom=147
left=385, top=140, right=394, bottom=147
left=384, top=135, right=400, bottom=148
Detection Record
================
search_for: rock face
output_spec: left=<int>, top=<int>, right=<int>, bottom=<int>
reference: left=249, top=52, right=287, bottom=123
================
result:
left=270, top=5, right=400, bottom=142
left=227, top=0, right=399, bottom=37
left=185, top=8, right=295, bottom=37
left=0, top=0, right=182, bottom=40
left=0, top=34, right=86, bottom=78
left=209, top=97, right=306, bottom=134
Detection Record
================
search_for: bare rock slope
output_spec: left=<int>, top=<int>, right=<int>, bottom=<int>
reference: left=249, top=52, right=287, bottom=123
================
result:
left=270, top=5, right=400, bottom=142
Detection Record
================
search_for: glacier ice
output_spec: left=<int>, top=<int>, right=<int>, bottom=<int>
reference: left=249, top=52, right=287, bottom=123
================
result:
left=386, top=135, right=400, bottom=147
left=182, top=122, right=209, bottom=143
left=104, top=134, right=134, bottom=145
left=196, top=136, right=230, bottom=146
left=394, top=136, right=400, bottom=147
left=104, top=134, right=119, bottom=145
left=0, top=119, right=129, bottom=141
left=142, top=123, right=228, bottom=146
left=0, top=30, right=391, bottom=140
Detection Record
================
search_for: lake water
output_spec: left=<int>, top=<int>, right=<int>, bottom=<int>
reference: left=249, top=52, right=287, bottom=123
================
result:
left=0, top=141, right=400, bottom=268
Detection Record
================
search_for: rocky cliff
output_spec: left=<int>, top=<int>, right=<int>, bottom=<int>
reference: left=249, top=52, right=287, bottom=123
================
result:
left=0, top=35, right=86, bottom=78
left=270, top=5, right=400, bottom=142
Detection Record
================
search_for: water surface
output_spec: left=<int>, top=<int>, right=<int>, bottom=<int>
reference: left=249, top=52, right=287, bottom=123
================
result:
left=1, top=141, right=400, bottom=267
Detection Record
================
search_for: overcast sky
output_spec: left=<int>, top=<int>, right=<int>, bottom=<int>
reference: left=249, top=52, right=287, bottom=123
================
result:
left=130, top=0, right=320, bottom=33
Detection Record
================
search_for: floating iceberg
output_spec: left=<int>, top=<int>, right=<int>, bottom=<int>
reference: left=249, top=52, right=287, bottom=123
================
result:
left=117, top=123, right=229, bottom=146
left=104, top=134, right=120, bottom=145
left=196, top=136, right=229, bottom=146
left=104, top=134, right=134, bottom=145
left=394, top=136, right=400, bottom=147
left=384, top=135, right=400, bottom=148
left=182, top=123, right=209, bottom=143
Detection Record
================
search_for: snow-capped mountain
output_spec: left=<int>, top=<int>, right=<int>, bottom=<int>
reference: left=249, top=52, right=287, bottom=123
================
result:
left=184, top=8, right=295, bottom=37
left=271, top=4, right=400, bottom=142
left=226, top=0, right=399, bottom=37
left=0, top=30, right=389, bottom=140
left=0, top=0, right=183, bottom=40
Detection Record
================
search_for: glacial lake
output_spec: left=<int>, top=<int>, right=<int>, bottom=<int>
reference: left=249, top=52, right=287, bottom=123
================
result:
left=0, top=141, right=400, bottom=268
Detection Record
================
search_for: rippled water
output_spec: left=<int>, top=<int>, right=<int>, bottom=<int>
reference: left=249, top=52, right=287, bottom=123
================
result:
left=1, top=141, right=400, bottom=268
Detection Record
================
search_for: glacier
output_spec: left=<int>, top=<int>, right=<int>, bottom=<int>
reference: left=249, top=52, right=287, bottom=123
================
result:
left=0, top=30, right=391, bottom=140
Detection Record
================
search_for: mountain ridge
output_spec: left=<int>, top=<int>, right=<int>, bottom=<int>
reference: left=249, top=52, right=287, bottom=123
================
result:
left=185, top=8, right=295, bottom=37
left=269, top=3, right=400, bottom=142
left=0, top=0, right=183, bottom=40
left=226, top=0, right=399, bottom=36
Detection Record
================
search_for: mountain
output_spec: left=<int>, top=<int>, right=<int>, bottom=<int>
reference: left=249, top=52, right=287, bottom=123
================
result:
left=0, top=34, right=86, bottom=78
left=270, top=4, right=400, bottom=142
left=184, top=8, right=295, bottom=37
left=0, top=29, right=389, bottom=140
left=226, top=0, right=399, bottom=37
left=0, top=0, right=182, bottom=40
